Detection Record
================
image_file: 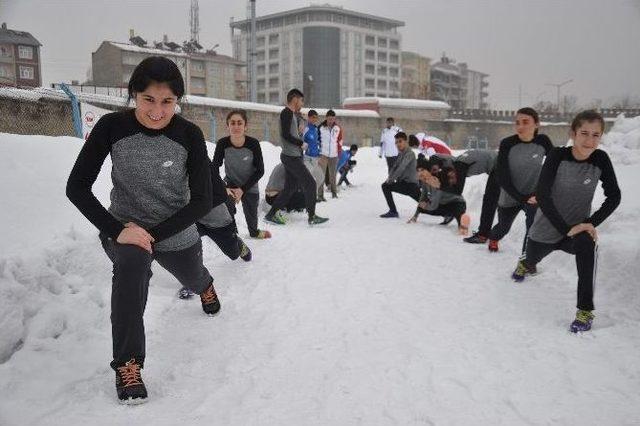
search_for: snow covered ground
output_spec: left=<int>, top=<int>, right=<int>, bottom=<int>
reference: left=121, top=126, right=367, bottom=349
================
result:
left=1, top=121, right=640, bottom=425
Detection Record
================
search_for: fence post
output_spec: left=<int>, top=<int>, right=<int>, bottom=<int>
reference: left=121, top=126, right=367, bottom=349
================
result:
left=209, top=110, right=216, bottom=142
left=60, top=83, right=83, bottom=138
left=263, top=117, right=270, bottom=142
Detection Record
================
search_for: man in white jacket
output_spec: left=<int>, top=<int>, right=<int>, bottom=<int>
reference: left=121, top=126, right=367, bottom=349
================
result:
left=379, top=117, right=402, bottom=173
left=318, top=110, right=343, bottom=199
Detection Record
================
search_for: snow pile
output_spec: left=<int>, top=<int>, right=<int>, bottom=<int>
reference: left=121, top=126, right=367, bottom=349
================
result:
left=1, top=133, right=640, bottom=425
left=601, top=114, right=640, bottom=165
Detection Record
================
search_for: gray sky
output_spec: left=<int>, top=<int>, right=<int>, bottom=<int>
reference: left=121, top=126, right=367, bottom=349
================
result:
left=3, top=0, right=640, bottom=109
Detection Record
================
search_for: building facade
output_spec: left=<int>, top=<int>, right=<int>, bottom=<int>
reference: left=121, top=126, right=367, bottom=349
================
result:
left=430, top=54, right=489, bottom=110
left=230, top=5, right=404, bottom=107
left=91, top=37, right=246, bottom=100
left=401, top=51, right=430, bottom=100
left=0, top=23, right=42, bottom=88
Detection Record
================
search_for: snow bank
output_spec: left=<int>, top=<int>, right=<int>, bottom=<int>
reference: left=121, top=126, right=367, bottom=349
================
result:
left=601, top=114, right=640, bottom=165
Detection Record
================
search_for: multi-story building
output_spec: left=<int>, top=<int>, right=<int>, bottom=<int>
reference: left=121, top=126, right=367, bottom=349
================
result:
left=0, top=23, right=42, bottom=88
left=91, top=33, right=247, bottom=100
left=401, top=51, right=430, bottom=100
left=461, top=66, right=489, bottom=110
left=430, top=54, right=489, bottom=110
left=230, top=5, right=404, bottom=107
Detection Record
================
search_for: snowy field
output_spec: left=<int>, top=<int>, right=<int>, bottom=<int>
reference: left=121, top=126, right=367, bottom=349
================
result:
left=1, top=116, right=640, bottom=425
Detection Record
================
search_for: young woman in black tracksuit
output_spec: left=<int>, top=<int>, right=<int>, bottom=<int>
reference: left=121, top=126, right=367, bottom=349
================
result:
left=212, top=109, right=269, bottom=239
left=511, top=110, right=621, bottom=333
left=488, top=107, right=553, bottom=253
left=66, top=57, right=219, bottom=404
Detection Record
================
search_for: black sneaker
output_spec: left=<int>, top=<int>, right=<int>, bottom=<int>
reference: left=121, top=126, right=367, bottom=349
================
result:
left=239, top=238, right=252, bottom=262
left=177, top=286, right=195, bottom=299
left=463, top=232, right=488, bottom=244
left=115, top=358, right=147, bottom=405
left=331, top=192, right=338, bottom=199
left=379, top=210, right=399, bottom=218
left=308, top=214, right=329, bottom=225
left=200, top=282, right=221, bottom=316
left=440, top=216, right=455, bottom=225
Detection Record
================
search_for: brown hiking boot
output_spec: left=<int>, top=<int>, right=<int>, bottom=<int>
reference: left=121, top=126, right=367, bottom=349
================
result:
left=115, top=358, right=147, bottom=404
left=200, top=282, right=221, bottom=316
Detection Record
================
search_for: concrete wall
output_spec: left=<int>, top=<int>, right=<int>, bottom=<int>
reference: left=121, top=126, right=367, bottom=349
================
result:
left=0, top=94, right=620, bottom=149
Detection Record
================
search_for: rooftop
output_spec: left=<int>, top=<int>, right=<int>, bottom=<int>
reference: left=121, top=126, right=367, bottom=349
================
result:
left=0, top=24, right=41, bottom=47
left=101, top=41, right=244, bottom=64
left=230, top=4, right=404, bottom=29
left=343, top=97, right=451, bottom=110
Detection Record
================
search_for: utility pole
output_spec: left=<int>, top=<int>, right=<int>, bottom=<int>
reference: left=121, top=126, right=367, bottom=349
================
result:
left=190, top=0, right=199, bottom=43
left=546, top=79, right=573, bottom=114
left=248, top=0, right=257, bottom=103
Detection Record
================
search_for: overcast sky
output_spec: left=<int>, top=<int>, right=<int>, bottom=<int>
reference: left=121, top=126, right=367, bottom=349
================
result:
left=3, top=0, right=640, bottom=109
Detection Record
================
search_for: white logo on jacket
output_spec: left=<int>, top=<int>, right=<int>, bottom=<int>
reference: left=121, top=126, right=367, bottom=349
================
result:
left=584, top=178, right=592, bottom=185
left=162, top=160, right=174, bottom=167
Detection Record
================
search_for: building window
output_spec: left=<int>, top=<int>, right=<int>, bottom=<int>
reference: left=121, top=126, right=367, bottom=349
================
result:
left=365, top=64, right=375, bottom=74
left=377, top=38, right=387, bottom=48
left=365, top=35, right=375, bottom=46
left=258, top=93, right=266, bottom=103
left=257, top=50, right=265, bottom=61
left=390, top=81, right=399, bottom=91
left=0, top=64, right=11, bottom=78
left=269, top=33, right=279, bottom=45
left=378, top=65, right=387, bottom=76
left=389, top=53, right=399, bottom=64
left=390, top=39, right=399, bottom=49
left=192, top=61, right=204, bottom=72
left=269, top=63, right=279, bottom=74
left=365, top=78, right=375, bottom=89
left=191, top=77, right=205, bottom=90
left=257, top=64, right=265, bottom=75
left=378, top=51, right=387, bottom=62
left=19, top=65, right=34, bottom=80
left=268, top=48, right=279, bottom=59
left=377, top=80, right=387, bottom=89
left=390, top=67, right=399, bottom=77
left=269, top=77, right=279, bottom=87
left=257, top=37, right=265, bottom=47
left=0, top=46, right=11, bottom=57
left=18, top=45, right=33, bottom=60
left=269, top=91, right=280, bottom=103
left=257, top=78, right=266, bottom=90
left=365, top=50, right=375, bottom=60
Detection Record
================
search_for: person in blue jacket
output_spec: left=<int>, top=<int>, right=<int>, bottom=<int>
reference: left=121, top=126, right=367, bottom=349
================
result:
left=337, top=144, right=359, bottom=186
left=303, top=109, right=324, bottom=200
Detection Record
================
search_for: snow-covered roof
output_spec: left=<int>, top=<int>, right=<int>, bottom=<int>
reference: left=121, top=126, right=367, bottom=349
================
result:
left=301, top=107, right=379, bottom=118
left=106, top=41, right=189, bottom=58
left=343, top=97, right=451, bottom=110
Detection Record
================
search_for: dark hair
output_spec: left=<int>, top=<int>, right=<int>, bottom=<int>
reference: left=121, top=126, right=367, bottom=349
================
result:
left=416, top=157, right=430, bottom=170
left=326, top=109, right=336, bottom=117
left=350, top=144, right=358, bottom=151
left=386, top=117, right=394, bottom=122
left=516, top=107, right=540, bottom=136
left=395, top=131, right=407, bottom=141
left=408, top=134, right=420, bottom=147
left=226, top=109, right=248, bottom=125
left=308, top=109, right=318, bottom=118
left=427, top=157, right=444, bottom=170
left=127, top=56, right=185, bottom=102
left=571, top=110, right=605, bottom=133
left=286, top=88, right=304, bottom=103
left=517, top=107, right=540, bottom=124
